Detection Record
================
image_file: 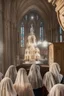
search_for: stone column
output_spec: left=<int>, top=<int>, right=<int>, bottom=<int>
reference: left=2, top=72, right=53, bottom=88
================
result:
left=3, top=0, right=12, bottom=72
left=0, top=0, right=4, bottom=73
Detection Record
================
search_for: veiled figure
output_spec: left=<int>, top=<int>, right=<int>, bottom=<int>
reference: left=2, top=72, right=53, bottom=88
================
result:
left=0, top=77, right=17, bottom=96
left=5, top=65, right=17, bottom=83
left=49, top=62, right=63, bottom=83
left=48, top=84, right=64, bottom=96
left=28, top=64, right=43, bottom=89
left=14, top=68, right=34, bottom=96
left=43, top=71, right=56, bottom=92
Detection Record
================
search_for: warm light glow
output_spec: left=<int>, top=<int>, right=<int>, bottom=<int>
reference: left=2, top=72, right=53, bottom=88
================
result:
left=31, top=16, right=34, bottom=20
left=48, top=42, right=52, bottom=45
left=37, top=40, right=51, bottom=48
left=42, top=40, right=48, bottom=48
left=48, top=0, right=52, bottom=3
left=33, top=42, right=37, bottom=47
left=37, top=41, right=42, bottom=45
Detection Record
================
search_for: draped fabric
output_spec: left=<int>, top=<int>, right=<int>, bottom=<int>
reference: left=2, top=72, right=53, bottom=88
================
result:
left=14, top=68, right=34, bottom=96
left=28, top=64, right=43, bottom=89
left=48, top=84, right=64, bottom=96
left=43, top=71, right=56, bottom=92
left=5, top=65, right=17, bottom=83
left=49, top=62, right=63, bottom=83
left=0, top=77, right=17, bottom=96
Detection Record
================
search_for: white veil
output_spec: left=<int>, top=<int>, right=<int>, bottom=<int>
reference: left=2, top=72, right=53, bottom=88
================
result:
left=43, top=71, right=56, bottom=92
left=28, top=64, right=43, bottom=89
left=48, top=84, right=64, bottom=96
left=0, top=77, right=17, bottom=96
left=5, top=65, right=17, bottom=83
left=14, top=68, right=34, bottom=96
left=49, top=62, right=63, bottom=83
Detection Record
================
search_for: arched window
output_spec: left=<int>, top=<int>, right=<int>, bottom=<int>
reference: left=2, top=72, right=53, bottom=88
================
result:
left=59, top=26, right=62, bottom=42
left=40, top=22, right=44, bottom=41
left=21, top=23, right=24, bottom=47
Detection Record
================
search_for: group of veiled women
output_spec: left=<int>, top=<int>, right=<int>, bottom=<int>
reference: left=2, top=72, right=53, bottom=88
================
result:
left=0, top=62, right=64, bottom=96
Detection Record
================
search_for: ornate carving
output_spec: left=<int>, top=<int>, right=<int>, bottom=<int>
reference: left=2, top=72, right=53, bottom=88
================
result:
left=57, top=5, right=64, bottom=30
left=48, top=0, right=64, bottom=31
left=24, top=24, right=41, bottom=62
left=48, top=0, right=57, bottom=5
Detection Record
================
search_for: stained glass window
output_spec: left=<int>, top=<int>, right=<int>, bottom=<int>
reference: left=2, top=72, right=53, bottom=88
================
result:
left=21, top=23, right=24, bottom=47
left=60, top=35, right=62, bottom=42
left=59, top=27, right=62, bottom=42
left=40, top=22, right=44, bottom=41
left=25, top=15, right=28, bottom=20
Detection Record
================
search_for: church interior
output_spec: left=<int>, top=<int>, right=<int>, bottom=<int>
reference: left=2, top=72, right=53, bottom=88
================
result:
left=0, top=0, right=64, bottom=96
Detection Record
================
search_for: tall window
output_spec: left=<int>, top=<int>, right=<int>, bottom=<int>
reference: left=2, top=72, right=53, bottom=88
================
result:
left=21, top=23, right=24, bottom=47
left=40, top=22, right=44, bottom=41
left=59, top=27, right=63, bottom=42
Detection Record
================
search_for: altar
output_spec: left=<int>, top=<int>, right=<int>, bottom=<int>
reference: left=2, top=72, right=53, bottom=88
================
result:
left=23, top=24, right=48, bottom=64
left=16, top=24, right=49, bottom=77
left=16, top=63, right=49, bottom=77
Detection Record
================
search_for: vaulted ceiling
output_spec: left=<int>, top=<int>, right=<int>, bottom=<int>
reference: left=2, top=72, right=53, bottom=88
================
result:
left=3, top=0, right=57, bottom=26
left=15, top=0, right=55, bottom=23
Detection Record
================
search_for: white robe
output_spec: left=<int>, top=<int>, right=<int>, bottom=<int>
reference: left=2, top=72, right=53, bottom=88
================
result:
left=5, top=65, right=17, bottom=83
left=49, top=62, right=63, bottom=83
left=48, top=84, right=64, bottom=96
left=0, top=77, right=17, bottom=96
left=43, top=71, right=56, bottom=92
left=14, top=68, right=34, bottom=96
left=28, top=64, right=43, bottom=89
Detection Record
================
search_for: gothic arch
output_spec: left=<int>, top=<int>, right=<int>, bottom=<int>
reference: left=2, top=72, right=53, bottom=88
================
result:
left=17, top=5, right=49, bottom=26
